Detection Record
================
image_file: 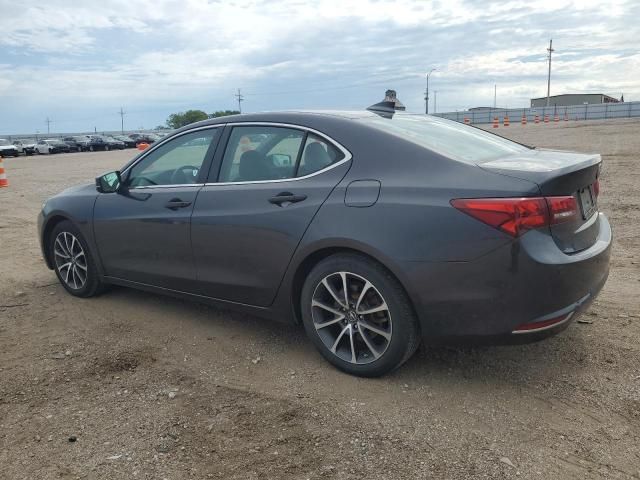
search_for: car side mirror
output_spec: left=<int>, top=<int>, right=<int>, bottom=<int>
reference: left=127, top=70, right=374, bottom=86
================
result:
left=96, top=171, right=122, bottom=193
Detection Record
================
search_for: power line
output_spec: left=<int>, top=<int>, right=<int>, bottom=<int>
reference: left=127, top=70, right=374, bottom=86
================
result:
left=546, top=39, right=554, bottom=107
left=235, top=88, right=244, bottom=113
left=118, top=107, right=126, bottom=134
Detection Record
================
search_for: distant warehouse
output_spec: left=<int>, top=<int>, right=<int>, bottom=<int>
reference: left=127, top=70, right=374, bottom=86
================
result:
left=531, top=94, right=621, bottom=108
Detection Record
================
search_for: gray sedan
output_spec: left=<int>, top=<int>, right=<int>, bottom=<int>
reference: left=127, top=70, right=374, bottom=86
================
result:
left=37, top=110, right=611, bottom=376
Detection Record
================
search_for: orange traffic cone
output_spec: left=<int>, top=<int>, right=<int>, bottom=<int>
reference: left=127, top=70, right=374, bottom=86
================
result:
left=492, top=116, right=499, bottom=128
left=463, top=117, right=470, bottom=125
left=0, top=156, right=8, bottom=188
left=137, top=142, right=150, bottom=151
left=534, top=115, right=540, bottom=124
left=503, top=115, right=510, bottom=127
left=521, top=114, right=527, bottom=125
left=554, top=114, right=559, bottom=122
left=544, top=114, right=549, bottom=123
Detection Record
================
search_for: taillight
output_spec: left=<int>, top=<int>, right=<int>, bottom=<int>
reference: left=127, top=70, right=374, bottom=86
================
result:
left=546, top=196, right=578, bottom=224
left=593, top=179, right=600, bottom=197
left=451, top=195, right=578, bottom=237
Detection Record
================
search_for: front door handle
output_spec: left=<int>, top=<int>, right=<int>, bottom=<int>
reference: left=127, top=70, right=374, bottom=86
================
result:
left=165, top=198, right=192, bottom=210
left=268, top=192, right=307, bottom=206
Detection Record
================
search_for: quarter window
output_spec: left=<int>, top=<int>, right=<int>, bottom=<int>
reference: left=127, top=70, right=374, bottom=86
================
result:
left=297, top=134, right=343, bottom=177
left=127, top=129, right=219, bottom=187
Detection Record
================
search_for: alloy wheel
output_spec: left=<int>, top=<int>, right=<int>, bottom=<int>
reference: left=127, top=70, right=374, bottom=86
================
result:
left=311, top=271, right=392, bottom=364
left=53, top=232, right=88, bottom=290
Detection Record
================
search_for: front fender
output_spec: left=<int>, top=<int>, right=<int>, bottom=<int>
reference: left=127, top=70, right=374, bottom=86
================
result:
left=39, top=184, right=101, bottom=273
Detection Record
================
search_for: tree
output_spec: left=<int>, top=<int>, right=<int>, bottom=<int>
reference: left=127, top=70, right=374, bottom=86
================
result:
left=209, top=110, right=240, bottom=118
left=166, top=110, right=209, bottom=129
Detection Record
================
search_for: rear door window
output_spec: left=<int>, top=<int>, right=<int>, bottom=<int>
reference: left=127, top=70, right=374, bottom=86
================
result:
left=217, top=126, right=305, bottom=182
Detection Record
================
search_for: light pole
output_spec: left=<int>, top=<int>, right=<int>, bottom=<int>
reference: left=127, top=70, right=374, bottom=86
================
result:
left=434, top=90, right=437, bottom=113
left=425, top=68, right=436, bottom=114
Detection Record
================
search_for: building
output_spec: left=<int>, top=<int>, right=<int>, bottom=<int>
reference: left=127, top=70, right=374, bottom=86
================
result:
left=530, top=94, right=620, bottom=108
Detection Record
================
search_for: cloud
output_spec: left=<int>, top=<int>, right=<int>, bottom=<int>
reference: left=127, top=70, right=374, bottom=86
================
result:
left=0, top=0, right=638, bottom=133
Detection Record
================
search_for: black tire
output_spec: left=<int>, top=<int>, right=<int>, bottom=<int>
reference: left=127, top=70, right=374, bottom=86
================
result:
left=300, top=253, right=420, bottom=377
left=50, top=220, right=105, bottom=298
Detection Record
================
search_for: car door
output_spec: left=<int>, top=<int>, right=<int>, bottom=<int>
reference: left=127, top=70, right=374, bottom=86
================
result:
left=191, top=123, right=352, bottom=306
left=93, top=126, right=221, bottom=290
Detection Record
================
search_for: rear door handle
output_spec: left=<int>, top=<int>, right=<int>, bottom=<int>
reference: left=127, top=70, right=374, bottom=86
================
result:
left=268, top=192, right=307, bottom=206
left=165, top=198, right=192, bottom=210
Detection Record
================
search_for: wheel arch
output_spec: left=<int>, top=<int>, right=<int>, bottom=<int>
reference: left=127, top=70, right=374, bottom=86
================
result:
left=41, top=215, right=71, bottom=269
left=289, top=244, right=419, bottom=326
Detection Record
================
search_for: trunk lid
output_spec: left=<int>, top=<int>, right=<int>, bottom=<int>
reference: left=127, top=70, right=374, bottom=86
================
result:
left=480, top=149, right=601, bottom=253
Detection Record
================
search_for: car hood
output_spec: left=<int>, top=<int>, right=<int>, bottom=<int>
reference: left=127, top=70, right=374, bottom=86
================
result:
left=0, top=144, right=17, bottom=150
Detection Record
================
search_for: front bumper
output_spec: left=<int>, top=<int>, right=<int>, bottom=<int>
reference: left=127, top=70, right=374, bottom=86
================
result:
left=405, top=213, right=612, bottom=343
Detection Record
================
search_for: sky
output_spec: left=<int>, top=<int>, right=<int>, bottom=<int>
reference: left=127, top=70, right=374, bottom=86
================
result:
left=0, top=0, right=638, bottom=135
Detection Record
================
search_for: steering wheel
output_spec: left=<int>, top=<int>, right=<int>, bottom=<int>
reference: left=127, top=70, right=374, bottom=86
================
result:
left=170, top=165, right=200, bottom=185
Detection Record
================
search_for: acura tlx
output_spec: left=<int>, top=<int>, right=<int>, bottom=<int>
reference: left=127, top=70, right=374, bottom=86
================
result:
left=38, top=108, right=611, bottom=376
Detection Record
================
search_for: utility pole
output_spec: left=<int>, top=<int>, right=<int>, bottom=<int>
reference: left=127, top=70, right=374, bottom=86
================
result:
left=425, top=68, right=436, bottom=114
left=546, top=39, right=554, bottom=107
left=235, top=88, right=244, bottom=113
left=494, top=84, right=497, bottom=108
left=434, top=91, right=437, bottom=113
left=118, top=107, right=126, bottom=134
left=45, top=117, right=52, bottom=135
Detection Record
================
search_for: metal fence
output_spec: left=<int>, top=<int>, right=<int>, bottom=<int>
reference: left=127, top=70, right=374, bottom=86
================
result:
left=434, top=101, right=640, bottom=124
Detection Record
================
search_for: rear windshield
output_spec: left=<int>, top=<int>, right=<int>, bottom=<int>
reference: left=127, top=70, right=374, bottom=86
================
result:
left=360, top=114, right=529, bottom=163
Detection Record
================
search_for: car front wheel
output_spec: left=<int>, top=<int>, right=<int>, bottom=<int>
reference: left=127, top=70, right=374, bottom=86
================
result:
left=301, top=253, right=420, bottom=377
left=50, top=221, right=105, bottom=298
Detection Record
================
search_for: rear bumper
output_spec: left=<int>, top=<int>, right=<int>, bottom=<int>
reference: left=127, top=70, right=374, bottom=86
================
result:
left=405, top=213, right=611, bottom=343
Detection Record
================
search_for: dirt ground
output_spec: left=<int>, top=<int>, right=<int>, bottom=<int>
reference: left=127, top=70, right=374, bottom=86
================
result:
left=1, top=118, right=639, bottom=480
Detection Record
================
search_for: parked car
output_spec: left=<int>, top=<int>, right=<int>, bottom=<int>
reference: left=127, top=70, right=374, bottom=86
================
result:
left=84, top=136, right=111, bottom=152
left=12, top=139, right=37, bottom=156
left=129, top=133, right=160, bottom=146
left=0, top=138, right=20, bottom=157
left=73, top=136, right=91, bottom=151
left=34, top=139, right=70, bottom=154
left=61, top=137, right=84, bottom=152
left=37, top=111, right=611, bottom=377
left=113, top=135, right=137, bottom=148
left=102, top=136, right=126, bottom=150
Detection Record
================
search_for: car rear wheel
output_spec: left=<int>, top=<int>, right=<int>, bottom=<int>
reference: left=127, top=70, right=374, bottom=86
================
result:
left=301, top=253, right=420, bottom=377
left=50, top=221, right=105, bottom=298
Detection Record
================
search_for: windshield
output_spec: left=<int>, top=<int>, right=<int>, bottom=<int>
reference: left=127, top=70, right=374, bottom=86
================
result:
left=360, top=114, right=529, bottom=163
